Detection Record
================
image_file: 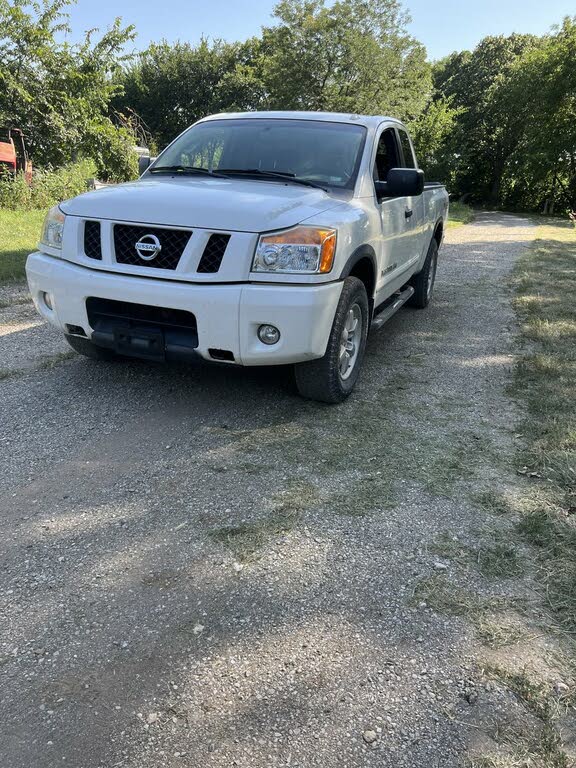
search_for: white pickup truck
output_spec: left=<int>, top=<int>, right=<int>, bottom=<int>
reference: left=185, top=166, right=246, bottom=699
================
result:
left=27, top=111, right=448, bottom=402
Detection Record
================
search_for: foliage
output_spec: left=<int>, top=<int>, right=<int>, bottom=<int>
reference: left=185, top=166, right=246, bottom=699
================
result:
left=83, top=122, right=138, bottom=182
left=116, top=38, right=266, bottom=150
left=409, top=96, right=462, bottom=181
left=1, top=0, right=574, bottom=212
left=431, top=19, right=576, bottom=213
left=117, top=0, right=432, bottom=151
left=432, top=33, right=539, bottom=206
left=260, top=0, right=430, bottom=120
left=0, top=159, right=96, bottom=210
left=446, top=201, right=473, bottom=228
left=498, top=18, right=576, bottom=214
left=0, top=0, right=138, bottom=180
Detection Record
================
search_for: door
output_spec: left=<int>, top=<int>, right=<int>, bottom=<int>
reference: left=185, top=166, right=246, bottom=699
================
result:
left=373, top=126, right=415, bottom=302
left=396, top=126, right=427, bottom=260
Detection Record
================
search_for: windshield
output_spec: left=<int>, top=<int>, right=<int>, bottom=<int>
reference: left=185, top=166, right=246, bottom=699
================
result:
left=152, top=118, right=367, bottom=190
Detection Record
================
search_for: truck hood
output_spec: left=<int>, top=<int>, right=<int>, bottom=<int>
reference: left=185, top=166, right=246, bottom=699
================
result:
left=61, top=177, right=345, bottom=232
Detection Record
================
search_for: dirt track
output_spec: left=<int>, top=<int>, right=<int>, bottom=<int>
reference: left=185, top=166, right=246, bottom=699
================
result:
left=0, top=214, right=540, bottom=767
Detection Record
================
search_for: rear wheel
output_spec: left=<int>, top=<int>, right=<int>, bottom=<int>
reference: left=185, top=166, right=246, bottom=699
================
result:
left=408, top=237, right=438, bottom=309
left=294, top=277, right=369, bottom=404
left=65, top=334, right=117, bottom=361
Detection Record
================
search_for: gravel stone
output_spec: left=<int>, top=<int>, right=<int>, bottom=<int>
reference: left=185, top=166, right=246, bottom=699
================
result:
left=0, top=213, right=537, bottom=767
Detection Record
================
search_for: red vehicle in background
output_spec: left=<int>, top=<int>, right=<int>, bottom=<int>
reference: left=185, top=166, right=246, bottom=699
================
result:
left=0, top=128, right=33, bottom=183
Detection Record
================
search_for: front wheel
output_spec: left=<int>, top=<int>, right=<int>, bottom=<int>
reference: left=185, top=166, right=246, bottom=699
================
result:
left=294, top=276, right=369, bottom=404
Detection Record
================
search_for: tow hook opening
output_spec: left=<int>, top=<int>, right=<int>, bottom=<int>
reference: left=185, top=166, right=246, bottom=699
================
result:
left=65, top=324, right=87, bottom=337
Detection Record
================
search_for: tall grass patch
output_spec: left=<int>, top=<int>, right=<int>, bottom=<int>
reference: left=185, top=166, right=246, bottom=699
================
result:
left=511, top=221, right=576, bottom=630
left=0, top=159, right=96, bottom=211
left=447, top=201, right=474, bottom=228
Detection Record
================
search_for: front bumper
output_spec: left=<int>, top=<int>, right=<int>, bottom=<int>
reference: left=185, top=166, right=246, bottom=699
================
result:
left=26, top=253, right=343, bottom=366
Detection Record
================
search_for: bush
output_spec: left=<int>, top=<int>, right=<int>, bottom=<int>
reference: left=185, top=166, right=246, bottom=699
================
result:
left=83, top=123, right=139, bottom=183
left=0, top=159, right=97, bottom=210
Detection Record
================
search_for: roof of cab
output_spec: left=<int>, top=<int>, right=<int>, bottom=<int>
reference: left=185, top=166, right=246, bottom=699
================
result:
left=197, top=111, right=402, bottom=129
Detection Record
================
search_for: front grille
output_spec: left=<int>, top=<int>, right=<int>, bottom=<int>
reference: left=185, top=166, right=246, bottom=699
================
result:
left=84, top=221, right=102, bottom=260
left=86, top=297, right=197, bottom=331
left=197, top=233, right=230, bottom=273
left=113, top=224, right=191, bottom=270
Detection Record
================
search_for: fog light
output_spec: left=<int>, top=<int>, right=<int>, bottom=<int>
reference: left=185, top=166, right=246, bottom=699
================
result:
left=42, top=291, right=54, bottom=310
left=257, top=324, right=280, bottom=345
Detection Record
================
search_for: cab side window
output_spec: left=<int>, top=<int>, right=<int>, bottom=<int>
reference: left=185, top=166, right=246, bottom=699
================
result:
left=397, top=129, right=416, bottom=169
left=373, top=128, right=401, bottom=182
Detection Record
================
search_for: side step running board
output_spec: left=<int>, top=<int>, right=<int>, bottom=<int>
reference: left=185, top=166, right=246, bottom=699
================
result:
left=370, top=286, right=414, bottom=331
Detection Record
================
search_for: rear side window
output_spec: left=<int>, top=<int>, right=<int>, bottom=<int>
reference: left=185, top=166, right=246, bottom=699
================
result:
left=398, top=129, right=416, bottom=169
left=373, top=128, right=401, bottom=181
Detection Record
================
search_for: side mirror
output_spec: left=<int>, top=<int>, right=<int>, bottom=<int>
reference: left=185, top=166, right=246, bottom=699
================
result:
left=375, top=168, right=425, bottom=199
left=138, top=155, right=157, bottom=175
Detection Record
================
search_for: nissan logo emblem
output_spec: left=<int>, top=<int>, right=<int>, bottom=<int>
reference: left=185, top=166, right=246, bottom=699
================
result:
left=135, top=234, right=162, bottom=261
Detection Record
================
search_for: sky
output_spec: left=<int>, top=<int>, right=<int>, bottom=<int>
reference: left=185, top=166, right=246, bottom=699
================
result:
left=64, top=0, right=575, bottom=60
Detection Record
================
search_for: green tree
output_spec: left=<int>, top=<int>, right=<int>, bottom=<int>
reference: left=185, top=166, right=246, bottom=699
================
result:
left=117, top=38, right=266, bottom=149
left=499, top=17, right=576, bottom=213
left=261, top=0, right=430, bottom=120
left=0, top=0, right=138, bottom=180
left=433, top=33, right=538, bottom=204
left=409, top=96, right=462, bottom=181
left=117, top=0, right=433, bottom=152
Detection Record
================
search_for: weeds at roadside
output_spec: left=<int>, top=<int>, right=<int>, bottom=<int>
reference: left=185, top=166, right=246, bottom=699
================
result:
left=467, top=659, right=574, bottom=767
left=477, top=543, right=522, bottom=578
left=447, top=201, right=475, bottom=228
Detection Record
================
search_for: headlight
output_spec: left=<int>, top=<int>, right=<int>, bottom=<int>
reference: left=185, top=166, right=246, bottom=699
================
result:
left=40, top=205, right=66, bottom=250
left=252, top=226, right=337, bottom=274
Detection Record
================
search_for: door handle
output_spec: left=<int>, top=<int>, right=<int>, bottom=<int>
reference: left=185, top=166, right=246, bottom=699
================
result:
left=405, top=209, right=413, bottom=219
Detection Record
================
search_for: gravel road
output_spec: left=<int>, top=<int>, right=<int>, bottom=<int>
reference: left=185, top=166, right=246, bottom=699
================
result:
left=0, top=213, right=537, bottom=768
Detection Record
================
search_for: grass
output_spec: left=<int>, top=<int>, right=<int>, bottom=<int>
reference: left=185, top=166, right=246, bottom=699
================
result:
left=509, top=220, right=576, bottom=631
left=473, top=665, right=572, bottom=768
left=209, top=508, right=300, bottom=562
left=466, top=220, right=576, bottom=768
left=477, top=542, right=522, bottom=578
left=209, top=480, right=318, bottom=561
left=0, top=209, right=44, bottom=283
left=447, top=200, right=474, bottom=228
left=410, top=573, right=509, bottom=619
left=473, top=490, right=513, bottom=516
left=476, top=615, right=527, bottom=649
left=328, top=475, right=395, bottom=516
left=430, top=531, right=522, bottom=579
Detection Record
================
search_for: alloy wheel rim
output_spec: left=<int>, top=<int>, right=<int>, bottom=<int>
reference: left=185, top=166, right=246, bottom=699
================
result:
left=339, top=303, right=362, bottom=380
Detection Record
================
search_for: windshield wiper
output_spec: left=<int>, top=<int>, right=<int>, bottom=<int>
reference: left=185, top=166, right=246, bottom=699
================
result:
left=218, top=168, right=327, bottom=191
left=149, top=165, right=229, bottom=178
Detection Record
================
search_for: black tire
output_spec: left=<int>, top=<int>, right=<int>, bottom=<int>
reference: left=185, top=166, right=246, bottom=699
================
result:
left=294, top=276, right=369, bottom=404
left=65, top=334, right=117, bottom=361
left=408, top=237, right=438, bottom=309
